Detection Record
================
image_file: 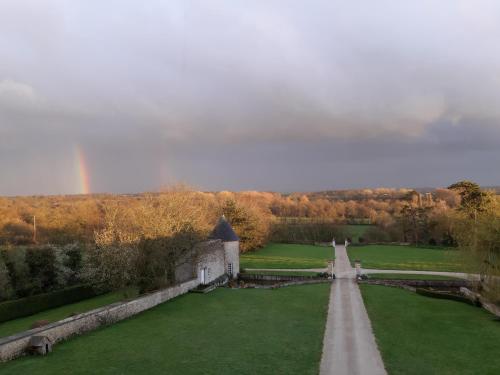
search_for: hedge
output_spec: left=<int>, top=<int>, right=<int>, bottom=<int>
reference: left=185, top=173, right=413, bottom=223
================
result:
left=0, top=285, right=103, bottom=324
left=416, top=288, right=477, bottom=306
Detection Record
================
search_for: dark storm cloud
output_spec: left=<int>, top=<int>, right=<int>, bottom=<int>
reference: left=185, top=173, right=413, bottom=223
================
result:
left=1, top=0, right=500, bottom=194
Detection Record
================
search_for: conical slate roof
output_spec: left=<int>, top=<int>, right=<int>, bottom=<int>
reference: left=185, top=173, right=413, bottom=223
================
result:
left=209, top=216, right=239, bottom=242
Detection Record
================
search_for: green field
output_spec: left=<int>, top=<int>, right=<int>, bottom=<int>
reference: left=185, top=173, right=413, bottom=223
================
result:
left=0, top=284, right=330, bottom=375
left=342, top=224, right=372, bottom=243
left=361, top=284, right=500, bottom=375
left=347, top=245, right=462, bottom=272
left=0, top=289, right=138, bottom=339
left=240, top=243, right=334, bottom=269
left=366, top=273, right=461, bottom=281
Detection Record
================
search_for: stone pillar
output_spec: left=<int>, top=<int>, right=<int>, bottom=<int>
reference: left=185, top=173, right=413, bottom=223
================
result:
left=327, top=260, right=334, bottom=277
left=354, top=260, right=362, bottom=278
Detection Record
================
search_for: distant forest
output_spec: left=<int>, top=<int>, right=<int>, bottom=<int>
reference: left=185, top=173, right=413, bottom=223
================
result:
left=0, top=182, right=498, bottom=303
left=1, top=184, right=496, bottom=247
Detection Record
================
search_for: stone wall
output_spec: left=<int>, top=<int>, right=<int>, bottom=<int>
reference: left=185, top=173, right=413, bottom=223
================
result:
left=461, top=287, right=500, bottom=317
left=175, top=240, right=226, bottom=284
left=239, top=273, right=326, bottom=282
left=238, top=273, right=331, bottom=289
left=0, top=278, right=199, bottom=362
left=253, top=279, right=331, bottom=289
left=196, top=240, right=226, bottom=284
left=361, top=279, right=470, bottom=289
left=175, top=259, right=196, bottom=284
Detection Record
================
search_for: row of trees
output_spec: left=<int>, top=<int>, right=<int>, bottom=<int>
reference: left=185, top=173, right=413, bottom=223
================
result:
left=0, top=181, right=497, bottom=302
left=0, top=189, right=273, bottom=301
left=0, top=187, right=463, bottom=246
left=0, top=190, right=272, bottom=250
left=1, top=183, right=494, bottom=251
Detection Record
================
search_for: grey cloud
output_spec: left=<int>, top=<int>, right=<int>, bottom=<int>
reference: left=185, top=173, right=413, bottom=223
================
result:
left=0, top=0, right=500, bottom=194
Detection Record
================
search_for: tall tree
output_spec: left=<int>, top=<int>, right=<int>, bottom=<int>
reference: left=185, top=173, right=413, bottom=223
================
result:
left=451, top=181, right=499, bottom=302
left=448, top=180, right=491, bottom=216
left=219, top=199, right=271, bottom=252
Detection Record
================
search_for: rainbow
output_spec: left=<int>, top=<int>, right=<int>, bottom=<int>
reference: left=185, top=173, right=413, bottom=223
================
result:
left=75, top=145, right=91, bottom=195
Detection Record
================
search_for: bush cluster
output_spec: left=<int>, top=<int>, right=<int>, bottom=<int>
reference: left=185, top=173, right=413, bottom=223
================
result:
left=0, top=243, right=84, bottom=302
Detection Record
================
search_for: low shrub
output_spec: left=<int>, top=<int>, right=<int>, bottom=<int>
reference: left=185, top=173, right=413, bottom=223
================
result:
left=0, top=284, right=104, bottom=323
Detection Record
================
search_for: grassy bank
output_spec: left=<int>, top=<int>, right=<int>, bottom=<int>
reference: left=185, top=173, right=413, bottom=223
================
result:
left=347, top=245, right=462, bottom=272
left=0, top=288, right=138, bottom=338
left=361, top=284, right=500, bottom=374
left=0, top=284, right=330, bottom=375
left=241, top=243, right=334, bottom=269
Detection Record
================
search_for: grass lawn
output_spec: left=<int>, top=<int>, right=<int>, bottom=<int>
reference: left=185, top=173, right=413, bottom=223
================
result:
left=347, top=245, right=462, bottom=272
left=0, top=284, right=330, bottom=375
left=241, top=270, right=320, bottom=277
left=366, top=273, right=461, bottom=281
left=240, top=243, right=334, bottom=269
left=342, top=224, right=372, bottom=243
left=360, top=284, right=500, bottom=375
left=0, top=288, right=138, bottom=339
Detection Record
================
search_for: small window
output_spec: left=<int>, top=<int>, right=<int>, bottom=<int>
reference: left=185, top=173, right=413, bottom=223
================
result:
left=228, top=263, right=233, bottom=275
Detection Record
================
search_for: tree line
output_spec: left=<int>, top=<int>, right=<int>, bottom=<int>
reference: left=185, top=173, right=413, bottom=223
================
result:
left=0, top=182, right=498, bottom=302
left=0, top=186, right=463, bottom=245
left=0, top=189, right=273, bottom=301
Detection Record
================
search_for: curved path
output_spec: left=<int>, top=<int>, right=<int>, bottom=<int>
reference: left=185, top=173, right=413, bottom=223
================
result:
left=319, top=246, right=387, bottom=375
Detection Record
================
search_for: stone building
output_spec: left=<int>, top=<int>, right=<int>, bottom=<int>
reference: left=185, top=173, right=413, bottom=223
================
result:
left=209, top=215, right=240, bottom=280
left=192, top=240, right=226, bottom=285
left=27, top=336, right=52, bottom=355
left=175, top=216, right=240, bottom=285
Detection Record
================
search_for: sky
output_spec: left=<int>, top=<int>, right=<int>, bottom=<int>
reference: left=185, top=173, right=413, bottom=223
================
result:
left=1, top=0, right=500, bottom=195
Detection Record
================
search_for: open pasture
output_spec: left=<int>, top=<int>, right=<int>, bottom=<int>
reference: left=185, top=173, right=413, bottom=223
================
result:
left=347, top=245, right=462, bottom=272
left=240, top=243, right=334, bottom=269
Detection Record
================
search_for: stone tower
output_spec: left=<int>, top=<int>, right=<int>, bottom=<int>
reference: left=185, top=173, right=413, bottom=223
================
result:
left=209, top=216, right=240, bottom=279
